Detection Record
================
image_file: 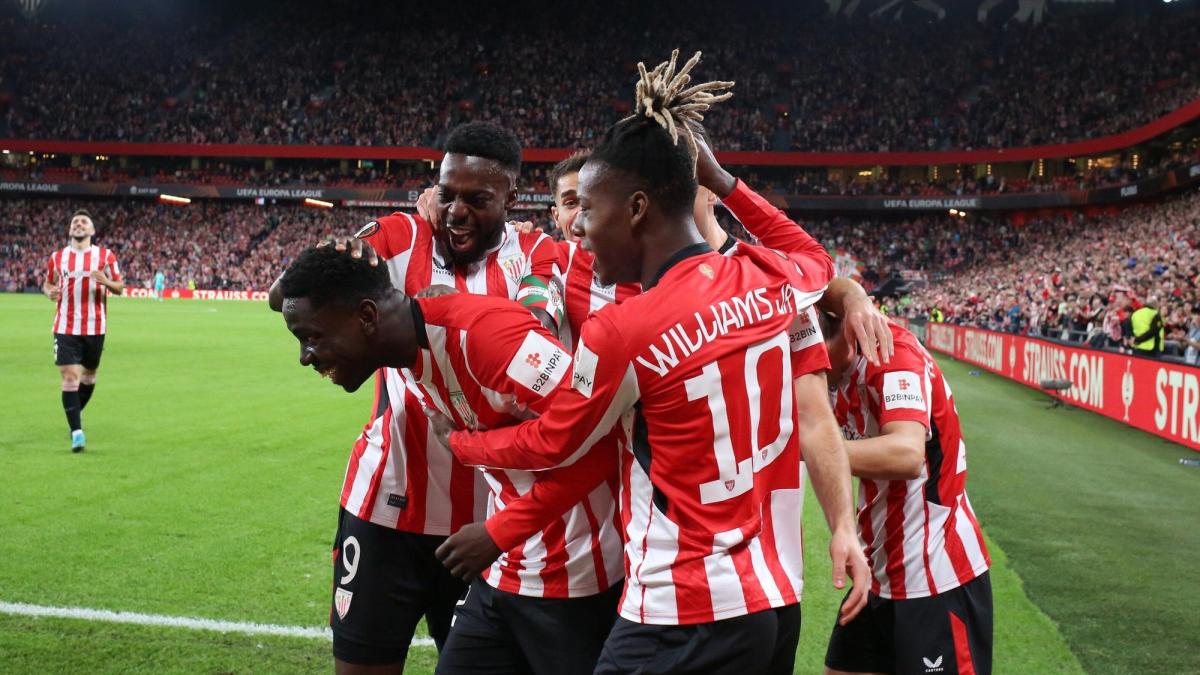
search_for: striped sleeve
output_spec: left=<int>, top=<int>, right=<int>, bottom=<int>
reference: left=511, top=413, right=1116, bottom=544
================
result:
left=722, top=179, right=833, bottom=287
left=106, top=249, right=122, bottom=281
left=460, top=302, right=574, bottom=406
left=451, top=311, right=638, bottom=471
left=484, top=441, right=618, bottom=551
left=516, top=232, right=564, bottom=327
left=867, top=343, right=932, bottom=429
left=358, top=212, right=418, bottom=259
left=46, top=252, right=58, bottom=284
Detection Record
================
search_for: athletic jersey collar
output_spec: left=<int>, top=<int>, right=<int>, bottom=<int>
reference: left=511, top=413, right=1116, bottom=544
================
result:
left=411, top=299, right=430, bottom=349
left=645, top=243, right=713, bottom=290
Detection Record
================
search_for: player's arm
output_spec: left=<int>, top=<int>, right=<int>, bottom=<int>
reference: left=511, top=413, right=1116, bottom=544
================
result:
left=843, top=421, right=927, bottom=481
left=516, top=233, right=564, bottom=333
left=794, top=371, right=870, bottom=625
left=43, top=256, right=61, bottom=301
left=435, top=442, right=617, bottom=581
left=268, top=220, right=396, bottom=311
left=691, top=125, right=833, bottom=284
left=852, top=346, right=934, bottom=480
left=442, top=313, right=637, bottom=471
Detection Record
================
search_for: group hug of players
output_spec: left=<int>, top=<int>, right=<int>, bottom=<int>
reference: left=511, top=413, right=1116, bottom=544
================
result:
left=37, top=50, right=992, bottom=675
left=266, top=52, right=993, bottom=675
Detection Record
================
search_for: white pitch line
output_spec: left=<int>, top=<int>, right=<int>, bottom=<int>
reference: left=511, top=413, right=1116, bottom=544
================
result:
left=0, top=601, right=436, bottom=647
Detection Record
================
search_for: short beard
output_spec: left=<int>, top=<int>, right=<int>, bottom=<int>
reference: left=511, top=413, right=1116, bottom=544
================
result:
left=436, top=226, right=501, bottom=269
left=71, top=234, right=88, bottom=241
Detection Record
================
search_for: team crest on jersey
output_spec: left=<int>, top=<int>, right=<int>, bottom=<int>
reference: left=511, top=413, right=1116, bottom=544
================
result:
left=506, top=331, right=571, bottom=397
left=449, top=391, right=478, bottom=429
left=354, top=221, right=379, bottom=239
left=499, top=254, right=525, bottom=282
left=883, top=371, right=926, bottom=411
left=724, top=479, right=736, bottom=491
left=698, top=263, right=714, bottom=279
left=334, top=587, right=353, bottom=620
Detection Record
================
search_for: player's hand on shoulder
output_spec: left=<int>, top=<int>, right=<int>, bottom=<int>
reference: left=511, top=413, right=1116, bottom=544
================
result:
left=435, top=522, right=503, bottom=582
left=415, top=284, right=459, bottom=299
left=508, top=220, right=543, bottom=235
left=317, top=231, right=379, bottom=266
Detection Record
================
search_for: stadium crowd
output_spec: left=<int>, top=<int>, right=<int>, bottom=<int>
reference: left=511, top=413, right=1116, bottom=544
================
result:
left=847, top=191, right=1200, bottom=358
left=0, top=199, right=364, bottom=292
left=5, top=185, right=1198, bottom=360
left=1, top=1, right=1196, bottom=152
left=4, top=142, right=1196, bottom=199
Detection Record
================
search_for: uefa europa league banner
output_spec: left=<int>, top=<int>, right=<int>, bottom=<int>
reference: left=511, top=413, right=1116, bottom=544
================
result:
left=925, top=323, right=1200, bottom=451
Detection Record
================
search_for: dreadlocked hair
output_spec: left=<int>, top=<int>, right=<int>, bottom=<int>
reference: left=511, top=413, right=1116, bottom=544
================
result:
left=623, top=49, right=734, bottom=173
left=280, top=246, right=393, bottom=310
left=587, top=50, right=732, bottom=217
left=588, top=115, right=695, bottom=217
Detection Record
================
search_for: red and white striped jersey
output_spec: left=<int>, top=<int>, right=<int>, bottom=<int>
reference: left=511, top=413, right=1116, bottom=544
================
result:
left=472, top=179, right=838, bottom=608
left=557, top=240, right=640, bottom=350
left=339, top=212, right=561, bottom=535
left=408, top=293, right=623, bottom=598
left=451, top=243, right=833, bottom=625
left=830, top=323, right=990, bottom=600
left=47, top=245, right=121, bottom=336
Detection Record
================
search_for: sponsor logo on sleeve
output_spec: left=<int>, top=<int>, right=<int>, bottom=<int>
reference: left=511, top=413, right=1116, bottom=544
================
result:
left=883, top=371, right=927, bottom=411
left=506, top=331, right=571, bottom=397
left=572, top=339, right=598, bottom=398
left=788, top=306, right=822, bottom=352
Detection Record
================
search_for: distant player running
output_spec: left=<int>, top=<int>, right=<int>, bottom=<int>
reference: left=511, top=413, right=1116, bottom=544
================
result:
left=821, top=314, right=992, bottom=675
left=43, top=209, right=124, bottom=452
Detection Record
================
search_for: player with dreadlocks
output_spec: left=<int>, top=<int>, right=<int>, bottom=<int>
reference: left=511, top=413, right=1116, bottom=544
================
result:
left=433, top=50, right=870, bottom=674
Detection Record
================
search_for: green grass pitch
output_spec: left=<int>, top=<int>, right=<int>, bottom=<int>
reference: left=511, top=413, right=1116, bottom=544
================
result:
left=1, top=294, right=1195, bottom=673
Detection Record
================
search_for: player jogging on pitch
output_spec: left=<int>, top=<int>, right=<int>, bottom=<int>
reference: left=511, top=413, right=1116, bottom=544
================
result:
left=43, top=208, right=124, bottom=453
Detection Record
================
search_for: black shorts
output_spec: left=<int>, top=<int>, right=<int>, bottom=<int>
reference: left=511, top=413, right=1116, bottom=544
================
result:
left=330, top=509, right=467, bottom=665
left=595, top=604, right=801, bottom=675
left=436, top=578, right=622, bottom=675
left=53, top=333, right=105, bottom=369
left=825, top=572, right=993, bottom=675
